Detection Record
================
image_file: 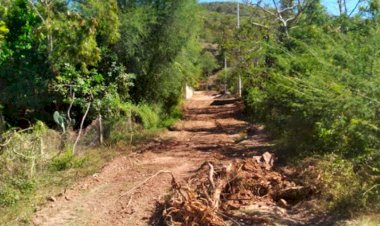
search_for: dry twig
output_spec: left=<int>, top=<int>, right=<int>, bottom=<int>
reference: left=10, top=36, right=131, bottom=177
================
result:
left=119, top=170, right=175, bottom=199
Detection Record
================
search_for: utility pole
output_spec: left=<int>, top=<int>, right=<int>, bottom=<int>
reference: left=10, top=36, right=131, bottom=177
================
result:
left=237, top=1, right=242, bottom=98
left=224, top=56, right=227, bottom=94
left=237, top=1, right=240, bottom=29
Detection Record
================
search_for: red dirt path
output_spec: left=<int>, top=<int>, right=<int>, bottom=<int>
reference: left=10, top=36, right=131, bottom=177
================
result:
left=32, top=91, right=313, bottom=226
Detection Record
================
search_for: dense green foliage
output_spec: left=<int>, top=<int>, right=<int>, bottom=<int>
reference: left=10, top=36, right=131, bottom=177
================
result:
left=203, top=1, right=380, bottom=211
left=0, top=0, right=202, bottom=127
left=243, top=2, right=380, bottom=169
left=0, top=0, right=203, bottom=218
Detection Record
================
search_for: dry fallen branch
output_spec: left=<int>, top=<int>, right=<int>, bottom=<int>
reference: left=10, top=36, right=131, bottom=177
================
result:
left=126, top=195, right=133, bottom=208
left=163, top=152, right=313, bottom=226
left=212, top=163, right=232, bottom=209
left=119, top=170, right=175, bottom=199
left=208, top=162, right=215, bottom=189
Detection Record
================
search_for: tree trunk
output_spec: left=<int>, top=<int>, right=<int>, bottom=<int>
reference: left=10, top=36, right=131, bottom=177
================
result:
left=73, top=102, right=91, bottom=154
left=338, top=0, right=346, bottom=15
left=98, top=113, right=103, bottom=145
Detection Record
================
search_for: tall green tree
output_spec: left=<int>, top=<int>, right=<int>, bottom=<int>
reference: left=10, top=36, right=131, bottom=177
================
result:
left=0, top=0, right=52, bottom=125
left=116, top=0, right=202, bottom=109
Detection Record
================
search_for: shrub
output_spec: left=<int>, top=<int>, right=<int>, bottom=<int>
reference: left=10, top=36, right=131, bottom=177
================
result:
left=10, top=177, right=36, bottom=194
left=50, top=151, right=86, bottom=171
left=0, top=186, right=19, bottom=207
left=243, top=16, right=380, bottom=211
left=134, top=104, right=160, bottom=129
left=299, top=154, right=374, bottom=212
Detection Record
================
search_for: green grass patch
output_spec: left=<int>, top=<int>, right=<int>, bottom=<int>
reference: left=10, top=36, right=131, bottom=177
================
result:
left=49, top=150, right=87, bottom=171
left=0, top=186, right=20, bottom=207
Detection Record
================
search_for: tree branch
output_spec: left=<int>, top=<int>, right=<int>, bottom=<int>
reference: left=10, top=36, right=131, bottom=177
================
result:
left=67, top=90, right=75, bottom=127
left=348, top=0, right=363, bottom=17
left=27, top=0, right=46, bottom=23
left=251, top=21, right=269, bottom=29
left=73, top=102, right=91, bottom=154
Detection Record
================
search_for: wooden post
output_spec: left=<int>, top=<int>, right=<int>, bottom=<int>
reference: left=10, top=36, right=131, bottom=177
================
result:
left=237, top=1, right=241, bottom=97
left=98, top=113, right=103, bottom=145
left=73, top=102, right=91, bottom=154
left=224, top=56, right=227, bottom=93
left=238, top=74, right=242, bottom=97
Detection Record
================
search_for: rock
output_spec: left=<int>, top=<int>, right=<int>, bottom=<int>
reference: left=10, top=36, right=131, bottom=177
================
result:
left=46, top=196, right=56, bottom=202
left=262, top=152, right=274, bottom=170
left=252, top=152, right=275, bottom=170
left=153, top=138, right=162, bottom=143
left=277, top=199, right=288, bottom=208
left=252, top=156, right=262, bottom=164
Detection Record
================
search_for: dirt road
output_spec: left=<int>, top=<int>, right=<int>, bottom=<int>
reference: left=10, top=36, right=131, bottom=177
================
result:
left=31, top=91, right=276, bottom=226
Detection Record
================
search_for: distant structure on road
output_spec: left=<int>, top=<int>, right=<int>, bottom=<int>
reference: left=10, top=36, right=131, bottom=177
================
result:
left=185, top=84, right=194, bottom=100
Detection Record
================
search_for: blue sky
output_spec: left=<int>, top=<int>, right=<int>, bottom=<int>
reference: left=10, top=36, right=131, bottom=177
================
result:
left=199, top=0, right=364, bottom=15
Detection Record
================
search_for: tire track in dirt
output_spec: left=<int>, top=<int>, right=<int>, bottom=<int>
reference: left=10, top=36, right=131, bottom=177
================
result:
left=32, top=91, right=271, bottom=226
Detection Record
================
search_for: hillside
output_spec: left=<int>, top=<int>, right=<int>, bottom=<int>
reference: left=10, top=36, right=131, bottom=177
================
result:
left=201, top=2, right=255, bottom=16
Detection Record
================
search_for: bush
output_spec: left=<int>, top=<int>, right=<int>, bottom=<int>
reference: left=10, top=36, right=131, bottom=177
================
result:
left=115, top=102, right=160, bottom=129
left=134, top=104, right=160, bottom=129
left=0, top=186, right=19, bottom=207
left=244, top=23, right=380, bottom=164
left=10, top=177, right=36, bottom=194
left=300, top=154, right=380, bottom=212
left=242, top=15, right=380, bottom=211
left=50, top=151, right=86, bottom=171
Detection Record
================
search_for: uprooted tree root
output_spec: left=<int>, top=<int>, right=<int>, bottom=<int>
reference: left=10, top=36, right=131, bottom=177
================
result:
left=162, top=152, right=313, bottom=226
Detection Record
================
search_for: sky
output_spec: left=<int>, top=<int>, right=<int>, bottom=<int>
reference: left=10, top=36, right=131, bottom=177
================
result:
left=198, top=0, right=364, bottom=15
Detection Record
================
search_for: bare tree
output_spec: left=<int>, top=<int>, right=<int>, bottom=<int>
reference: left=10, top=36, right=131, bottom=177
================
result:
left=73, top=102, right=91, bottom=154
left=243, top=0, right=313, bottom=36
left=317, top=0, right=364, bottom=17
left=337, top=0, right=347, bottom=15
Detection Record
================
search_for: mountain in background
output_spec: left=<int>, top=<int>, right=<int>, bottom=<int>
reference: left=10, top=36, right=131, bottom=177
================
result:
left=201, top=2, right=255, bottom=16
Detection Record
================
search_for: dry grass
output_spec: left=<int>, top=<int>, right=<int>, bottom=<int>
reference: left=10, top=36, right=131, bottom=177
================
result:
left=0, top=146, right=119, bottom=225
left=338, top=215, right=380, bottom=226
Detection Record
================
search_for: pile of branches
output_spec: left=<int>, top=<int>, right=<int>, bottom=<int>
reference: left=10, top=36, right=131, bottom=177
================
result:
left=163, top=152, right=312, bottom=226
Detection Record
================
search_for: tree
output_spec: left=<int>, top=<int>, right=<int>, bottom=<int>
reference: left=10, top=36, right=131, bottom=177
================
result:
left=0, top=20, right=9, bottom=61
left=79, top=0, right=120, bottom=46
left=0, top=21, right=8, bottom=43
left=201, top=51, right=218, bottom=77
left=116, top=0, right=203, bottom=110
left=0, top=0, right=53, bottom=125
left=0, top=0, right=205, bottom=128
left=245, top=0, right=314, bottom=36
